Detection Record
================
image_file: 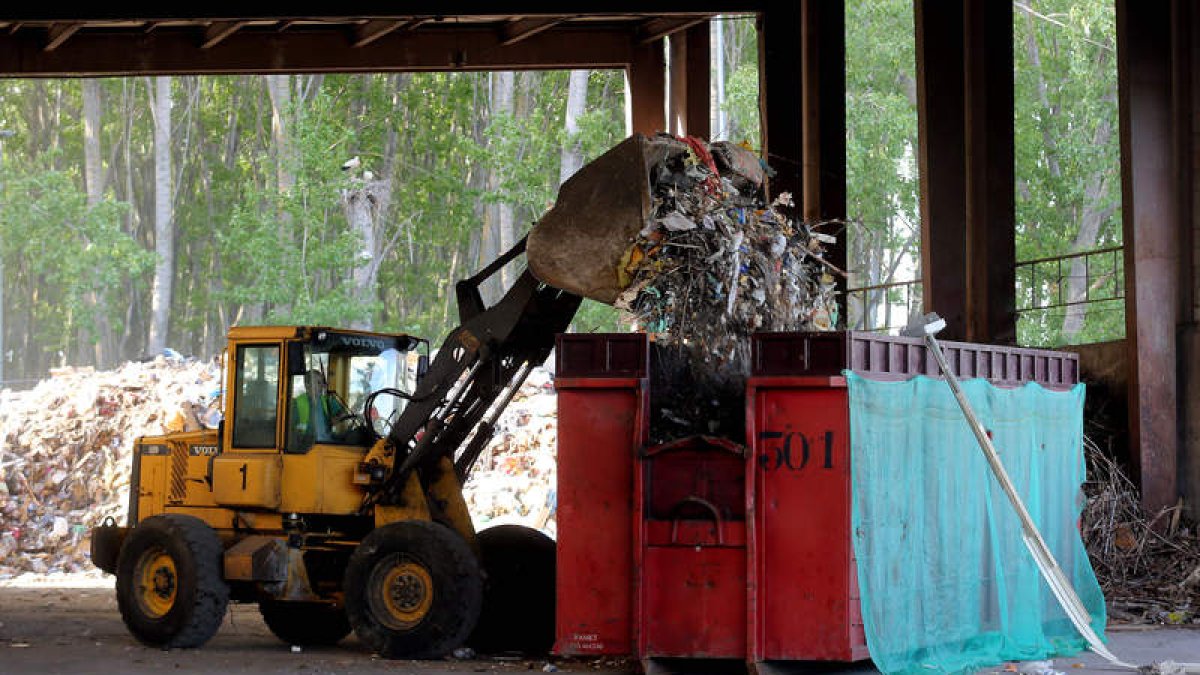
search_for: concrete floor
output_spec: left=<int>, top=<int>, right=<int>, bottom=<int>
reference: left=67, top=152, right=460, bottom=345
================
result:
left=0, top=580, right=1195, bottom=675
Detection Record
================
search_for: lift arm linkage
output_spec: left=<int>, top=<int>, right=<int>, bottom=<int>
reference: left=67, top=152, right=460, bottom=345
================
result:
left=363, top=238, right=580, bottom=509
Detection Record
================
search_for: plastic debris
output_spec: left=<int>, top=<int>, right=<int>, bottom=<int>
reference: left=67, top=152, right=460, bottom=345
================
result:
left=614, top=134, right=840, bottom=441
left=451, top=646, right=476, bottom=660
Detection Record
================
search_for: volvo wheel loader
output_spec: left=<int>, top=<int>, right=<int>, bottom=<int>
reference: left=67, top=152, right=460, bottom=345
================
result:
left=88, top=135, right=667, bottom=658
left=89, top=238, right=579, bottom=657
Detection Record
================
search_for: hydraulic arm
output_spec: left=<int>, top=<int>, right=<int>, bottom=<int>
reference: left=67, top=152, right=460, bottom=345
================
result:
left=362, top=238, right=581, bottom=509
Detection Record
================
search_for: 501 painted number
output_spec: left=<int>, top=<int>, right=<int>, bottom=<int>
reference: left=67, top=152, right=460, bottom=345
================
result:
left=757, top=430, right=836, bottom=471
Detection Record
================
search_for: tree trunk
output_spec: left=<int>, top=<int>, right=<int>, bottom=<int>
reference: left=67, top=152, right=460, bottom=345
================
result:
left=1060, top=117, right=1116, bottom=341
left=560, top=70, right=589, bottom=186
left=489, top=71, right=516, bottom=292
left=82, top=78, right=114, bottom=367
left=147, top=76, right=174, bottom=355
left=266, top=75, right=296, bottom=318
left=341, top=178, right=391, bottom=330
left=83, top=80, right=104, bottom=205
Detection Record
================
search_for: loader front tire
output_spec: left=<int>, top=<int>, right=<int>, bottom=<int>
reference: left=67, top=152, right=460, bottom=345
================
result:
left=115, top=514, right=229, bottom=648
left=260, top=601, right=351, bottom=646
left=344, top=520, right=483, bottom=659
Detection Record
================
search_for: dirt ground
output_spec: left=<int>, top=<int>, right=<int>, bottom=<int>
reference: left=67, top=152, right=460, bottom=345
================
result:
left=0, top=579, right=1196, bottom=675
left=0, top=579, right=631, bottom=675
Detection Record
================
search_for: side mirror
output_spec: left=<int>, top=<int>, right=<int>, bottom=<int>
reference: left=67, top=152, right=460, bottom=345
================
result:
left=416, top=354, right=430, bottom=381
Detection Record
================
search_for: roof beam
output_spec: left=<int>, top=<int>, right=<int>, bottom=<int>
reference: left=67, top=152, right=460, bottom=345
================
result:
left=0, top=25, right=636, bottom=76
left=201, top=20, right=247, bottom=49
left=352, top=19, right=406, bottom=47
left=0, top=4, right=762, bottom=20
left=45, top=23, right=81, bottom=51
left=500, top=17, right=567, bottom=46
left=636, top=16, right=708, bottom=45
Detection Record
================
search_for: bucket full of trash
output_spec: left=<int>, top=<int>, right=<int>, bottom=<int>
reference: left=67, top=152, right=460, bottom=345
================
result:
left=526, top=133, right=660, bottom=305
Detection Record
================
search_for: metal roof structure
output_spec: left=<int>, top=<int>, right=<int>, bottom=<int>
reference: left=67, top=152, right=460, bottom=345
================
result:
left=0, top=8, right=760, bottom=76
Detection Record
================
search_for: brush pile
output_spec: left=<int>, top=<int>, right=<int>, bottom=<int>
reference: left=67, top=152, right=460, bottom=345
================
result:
left=1081, top=436, right=1200, bottom=625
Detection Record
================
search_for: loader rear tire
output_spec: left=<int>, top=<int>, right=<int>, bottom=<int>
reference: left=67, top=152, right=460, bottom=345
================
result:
left=344, top=520, right=483, bottom=659
left=115, top=514, right=229, bottom=648
left=468, top=525, right=556, bottom=655
left=259, top=601, right=351, bottom=646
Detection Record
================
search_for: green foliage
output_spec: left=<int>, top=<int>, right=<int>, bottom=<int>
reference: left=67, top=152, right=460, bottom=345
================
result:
left=0, top=166, right=152, bottom=358
left=1013, top=0, right=1122, bottom=346
left=841, top=0, right=922, bottom=332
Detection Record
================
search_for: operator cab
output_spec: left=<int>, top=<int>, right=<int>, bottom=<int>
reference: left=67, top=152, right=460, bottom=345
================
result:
left=227, top=326, right=425, bottom=454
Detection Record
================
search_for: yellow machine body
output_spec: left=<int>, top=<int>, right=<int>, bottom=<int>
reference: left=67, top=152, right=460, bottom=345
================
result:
left=109, top=325, right=476, bottom=600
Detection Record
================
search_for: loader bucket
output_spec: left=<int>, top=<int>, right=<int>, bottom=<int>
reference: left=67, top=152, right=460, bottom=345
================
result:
left=527, top=133, right=662, bottom=305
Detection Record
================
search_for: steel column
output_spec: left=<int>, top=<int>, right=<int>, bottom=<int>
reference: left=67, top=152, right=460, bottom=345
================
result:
left=758, top=4, right=804, bottom=205
left=1116, top=0, right=1180, bottom=514
left=686, top=22, right=712, bottom=140
left=630, top=40, right=667, bottom=137
left=1177, top=0, right=1200, bottom=519
left=668, top=23, right=712, bottom=138
left=915, top=0, right=968, bottom=339
left=759, top=0, right=846, bottom=321
left=801, top=0, right=847, bottom=303
left=963, top=1, right=1016, bottom=344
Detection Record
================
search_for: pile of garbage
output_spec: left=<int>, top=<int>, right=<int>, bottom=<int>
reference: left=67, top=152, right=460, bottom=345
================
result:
left=618, top=136, right=839, bottom=440
left=462, top=367, right=558, bottom=537
left=0, top=357, right=222, bottom=578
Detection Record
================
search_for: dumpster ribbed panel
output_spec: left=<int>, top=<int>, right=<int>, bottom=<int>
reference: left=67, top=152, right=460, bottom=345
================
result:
left=751, top=331, right=1078, bottom=389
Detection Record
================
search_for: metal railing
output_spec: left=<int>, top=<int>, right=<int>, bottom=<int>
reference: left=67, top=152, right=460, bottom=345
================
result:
left=845, top=279, right=923, bottom=334
left=1015, top=245, right=1124, bottom=312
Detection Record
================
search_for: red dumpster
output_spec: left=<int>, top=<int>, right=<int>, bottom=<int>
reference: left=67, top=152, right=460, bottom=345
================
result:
left=553, top=330, right=1080, bottom=669
left=553, top=334, right=648, bottom=656
left=744, top=331, right=1080, bottom=669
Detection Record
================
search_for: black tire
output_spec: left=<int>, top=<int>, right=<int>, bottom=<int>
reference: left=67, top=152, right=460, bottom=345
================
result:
left=115, top=514, right=229, bottom=648
left=259, top=601, right=352, bottom=646
left=468, top=525, right=556, bottom=655
left=344, top=520, right=483, bottom=659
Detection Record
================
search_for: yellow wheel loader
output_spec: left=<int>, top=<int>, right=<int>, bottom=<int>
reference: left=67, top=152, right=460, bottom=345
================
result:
left=90, top=238, right=580, bottom=658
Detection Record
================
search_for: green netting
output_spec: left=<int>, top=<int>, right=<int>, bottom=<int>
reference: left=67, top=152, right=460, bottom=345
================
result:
left=846, top=372, right=1106, bottom=675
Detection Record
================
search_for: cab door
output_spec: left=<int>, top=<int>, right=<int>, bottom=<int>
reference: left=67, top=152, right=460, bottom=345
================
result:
left=214, top=342, right=284, bottom=509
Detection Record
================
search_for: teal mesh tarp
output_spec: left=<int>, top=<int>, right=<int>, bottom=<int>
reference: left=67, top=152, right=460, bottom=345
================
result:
left=846, top=372, right=1106, bottom=675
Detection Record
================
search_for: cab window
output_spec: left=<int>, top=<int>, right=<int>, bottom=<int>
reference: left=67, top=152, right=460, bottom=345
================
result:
left=233, top=345, right=280, bottom=448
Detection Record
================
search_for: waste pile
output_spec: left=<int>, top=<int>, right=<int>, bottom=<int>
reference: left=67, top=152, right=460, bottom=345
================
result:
left=462, top=367, right=559, bottom=538
left=1081, top=435, right=1200, bottom=625
left=0, top=356, right=222, bottom=578
left=616, top=136, right=840, bottom=440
